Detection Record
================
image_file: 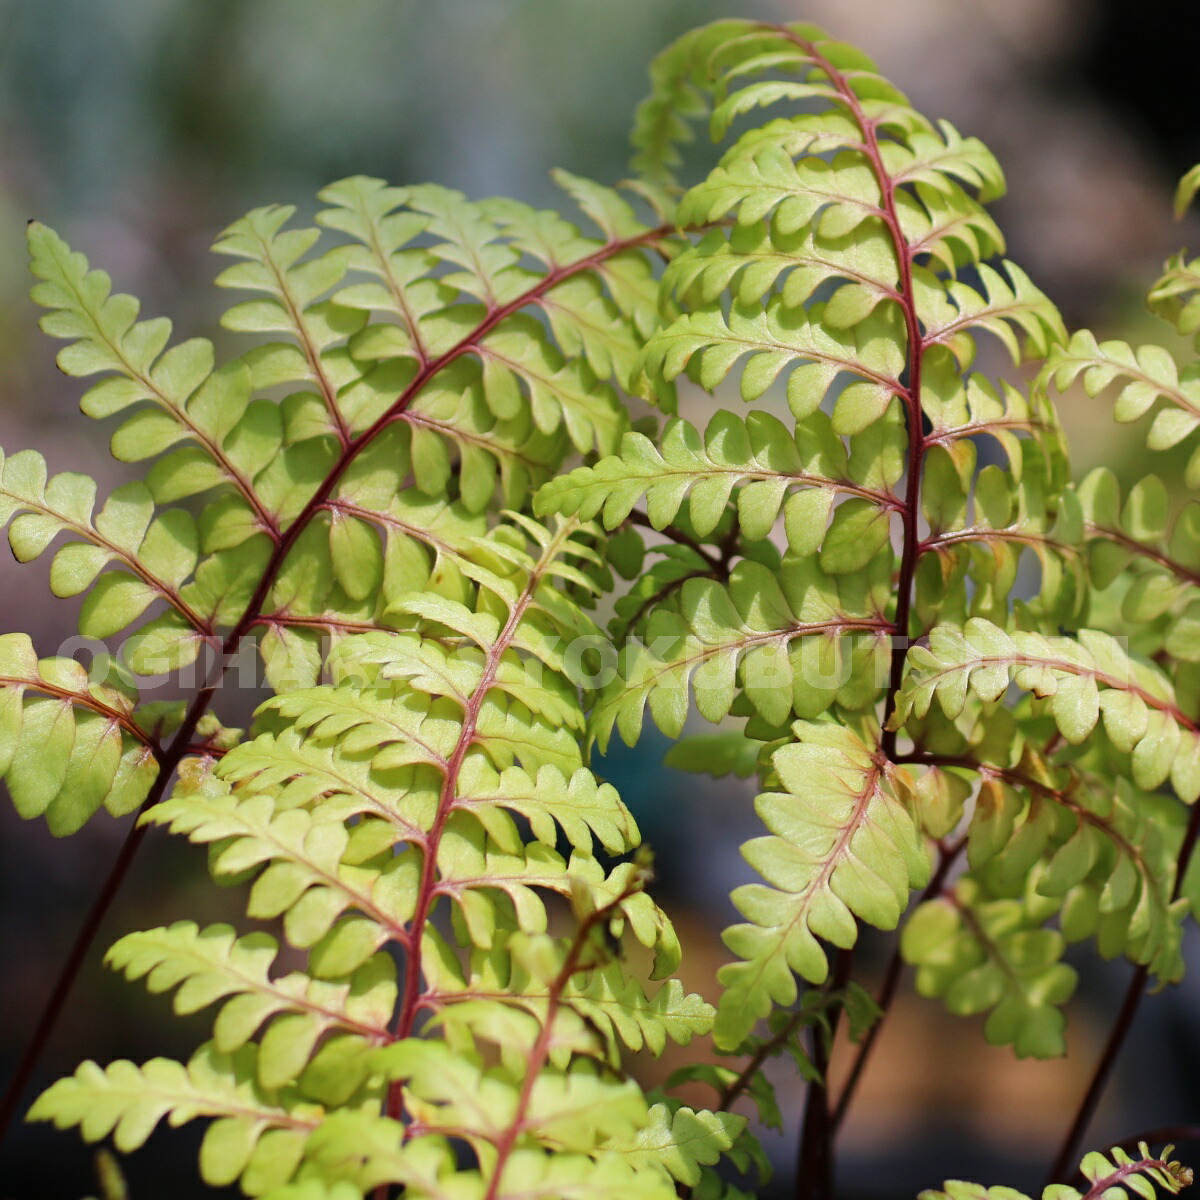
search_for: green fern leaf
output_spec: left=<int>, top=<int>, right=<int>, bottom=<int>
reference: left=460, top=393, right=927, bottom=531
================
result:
left=715, top=721, right=929, bottom=1048
left=590, top=556, right=891, bottom=750
left=0, top=633, right=158, bottom=833
left=28, top=1044, right=318, bottom=1195
left=536, top=408, right=896, bottom=550
left=604, top=1101, right=746, bottom=1187
left=640, top=301, right=905, bottom=435
left=901, top=875, right=1075, bottom=1058
left=922, top=1145, right=1193, bottom=1200
left=106, top=922, right=394, bottom=1090
left=896, top=619, right=1200, bottom=801
left=1044, top=331, right=1200, bottom=487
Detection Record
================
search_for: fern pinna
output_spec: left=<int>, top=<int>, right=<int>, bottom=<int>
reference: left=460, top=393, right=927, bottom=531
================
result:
left=5, top=17, right=1200, bottom=1200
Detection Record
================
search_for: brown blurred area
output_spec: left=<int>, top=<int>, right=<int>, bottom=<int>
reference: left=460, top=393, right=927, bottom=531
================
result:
left=1, top=1, right=1198, bottom=1197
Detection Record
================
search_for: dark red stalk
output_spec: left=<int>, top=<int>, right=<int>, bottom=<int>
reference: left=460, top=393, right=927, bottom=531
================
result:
left=768, top=33, right=928, bottom=759
left=792, top=950, right=859, bottom=1200
left=795, top=949, right=855, bottom=1200
left=830, top=835, right=966, bottom=1133
left=765, top=38, right=927, bottom=713
left=371, top=883, right=640, bottom=1200
left=1046, top=796, right=1200, bottom=1184
left=769, top=28, right=928, bottom=1199
left=0, top=221, right=676, bottom=1150
left=797, top=1011, right=833, bottom=1200
left=715, top=1009, right=809, bottom=1112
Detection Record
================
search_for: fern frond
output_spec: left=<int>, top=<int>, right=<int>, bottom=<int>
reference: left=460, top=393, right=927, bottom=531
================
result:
left=215, top=205, right=362, bottom=447
left=1044, top=331, right=1200, bottom=486
left=641, top=301, right=906, bottom=435
left=589, top=557, right=892, bottom=751
left=921, top=1143, right=1193, bottom=1200
left=28, top=1044, right=320, bottom=1195
left=422, top=936, right=712, bottom=1059
left=27, top=222, right=278, bottom=526
left=901, top=874, right=1075, bottom=1058
left=536, top=408, right=898, bottom=551
left=917, top=440, right=1085, bottom=627
left=956, top=753, right=1185, bottom=983
left=604, top=1101, right=746, bottom=1188
left=146, top=785, right=416, bottom=968
left=662, top=221, right=898, bottom=320
left=21, top=17, right=1181, bottom=1200
left=1148, top=251, right=1200, bottom=347
left=1078, top=469, right=1200, bottom=662
left=915, top=261, right=1064, bottom=366
left=631, top=21, right=895, bottom=186
left=106, top=922, right=394, bottom=1089
left=715, top=721, right=929, bottom=1048
left=0, top=633, right=158, bottom=833
left=896, top=619, right=1200, bottom=801
left=0, top=450, right=210, bottom=639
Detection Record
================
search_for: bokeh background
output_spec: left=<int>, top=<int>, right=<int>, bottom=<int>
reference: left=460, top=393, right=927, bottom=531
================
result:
left=2, top=1, right=1200, bottom=1197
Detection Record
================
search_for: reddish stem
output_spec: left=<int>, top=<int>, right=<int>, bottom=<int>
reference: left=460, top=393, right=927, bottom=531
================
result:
left=1085, top=522, right=1200, bottom=588
left=479, top=893, right=634, bottom=1200
left=0, top=677, right=163, bottom=756
left=830, top=835, right=966, bottom=1132
left=795, top=949, right=855, bottom=1200
left=1046, top=795, right=1200, bottom=1184
left=768, top=29, right=928, bottom=1199
left=1079, top=1158, right=1181, bottom=1200
left=716, top=1009, right=809, bottom=1113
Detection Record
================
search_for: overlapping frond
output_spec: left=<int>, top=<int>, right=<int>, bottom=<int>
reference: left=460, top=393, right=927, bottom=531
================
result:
left=589, top=556, right=892, bottom=751
left=965, top=752, right=1183, bottom=983
left=31, top=512, right=732, bottom=1194
left=715, top=722, right=929, bottom=1048
left=902, top=873, right=1076, bottom=1058
left=916, top=439, right=1085, bottom=628
left=28, top=222, right=277, bottom=521
left=538, top=407, right=901, bottom=556
left=106, top=923, right=394, bottom=1091
left=897, top=620, right=1200, bottom=802
left=1078, top=469, right=1200, bottom=660
left=1044, top=331, right=1200, bottom=486
left=6, top=158, right=687, bottom=838
left=29, top=1044, right=321, bottom=1195
left=0, top=633, right=158, bottom=833
left=23, top=18, right=1200, bottom=1200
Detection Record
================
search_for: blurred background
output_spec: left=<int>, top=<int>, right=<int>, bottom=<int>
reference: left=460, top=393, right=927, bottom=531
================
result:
left=2, top=1, right=1200, bottom=1196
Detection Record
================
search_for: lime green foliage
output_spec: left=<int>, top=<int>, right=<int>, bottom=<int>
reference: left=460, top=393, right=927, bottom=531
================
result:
left=716, top=721, right=928, bottom=1048
left=31, top=516, right=724, bottom=1197
left=0, top=632, right=159, bottom=834
left=901, top=875, right=1077, bottom=1059
left=14, top=14, right=1200, bottom=1200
